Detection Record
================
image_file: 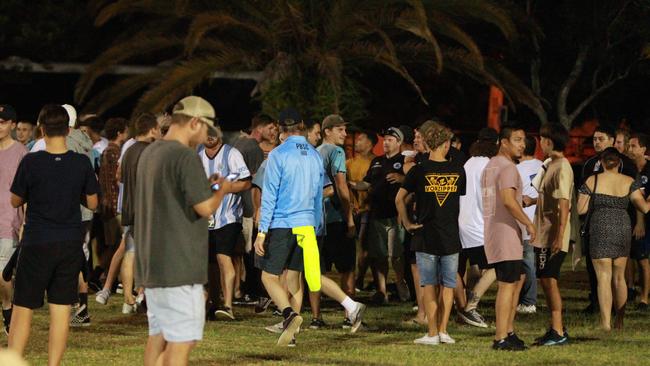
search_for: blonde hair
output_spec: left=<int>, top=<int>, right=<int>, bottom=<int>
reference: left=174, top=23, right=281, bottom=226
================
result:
left=424, top=123, right=453, bottom=150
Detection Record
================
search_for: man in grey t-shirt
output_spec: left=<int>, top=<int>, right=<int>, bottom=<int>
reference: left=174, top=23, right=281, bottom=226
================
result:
left=134, top=96, right=233, bottom=366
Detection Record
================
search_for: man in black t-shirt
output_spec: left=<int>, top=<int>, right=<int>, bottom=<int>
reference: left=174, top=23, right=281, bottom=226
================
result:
left=396, top=123, right=465, bottom=345
left=8, top=104, right=99, bottom=364
left=351, top=127, right=408, bottom=303
left=629, top=133, right=650, bottom=310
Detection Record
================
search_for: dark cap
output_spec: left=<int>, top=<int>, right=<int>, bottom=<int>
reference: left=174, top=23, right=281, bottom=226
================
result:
left=279, top=108, right=302, bottom=127
left=322, top=114, right=347, bottom=130
left=0, top=104, right=17, bottom=122
left=384, top=127, right=404, bottom=142
left=399, top=125, right=414, bottom=145
left=477, top=127, right=498, bottom=142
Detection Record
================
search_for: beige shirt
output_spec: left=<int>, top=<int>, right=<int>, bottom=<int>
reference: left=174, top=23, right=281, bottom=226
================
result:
left=482, top=155, right=524, bottom=263
left=532, top=157, right=573, bottom=252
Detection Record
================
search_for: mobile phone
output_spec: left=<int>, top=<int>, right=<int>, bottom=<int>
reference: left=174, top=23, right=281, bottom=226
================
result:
left=211, top=173, right=240, bottom=191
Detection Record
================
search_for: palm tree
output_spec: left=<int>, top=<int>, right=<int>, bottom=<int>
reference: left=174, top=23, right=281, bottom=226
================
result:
left=77, top=0, right=540, bottom=120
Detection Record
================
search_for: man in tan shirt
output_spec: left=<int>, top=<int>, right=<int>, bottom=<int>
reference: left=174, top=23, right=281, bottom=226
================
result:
left=525, top=123, right=572, bottom=346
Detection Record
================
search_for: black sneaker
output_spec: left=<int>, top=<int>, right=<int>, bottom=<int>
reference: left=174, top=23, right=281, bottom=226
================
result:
left=636, top=302, right=649, bottom=311
left=507, top=332, right=525, bottom=348
left=534, top=328, right=568, bottom=346
left=309, top=318, right=326, bottom=329
left=278, top=312, right=303, bottom=347
left=255, top=297, right=272, bottom=314
left=70, top=305, right=91, bottom=327
left=492, top=338, right=527, bottom=351
left=458, top=309, right=488, bottom=328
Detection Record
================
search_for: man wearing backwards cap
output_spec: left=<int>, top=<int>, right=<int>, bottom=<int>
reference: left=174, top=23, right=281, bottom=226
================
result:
left=351, top=126, right=410, bottom=303
left=134, top=96, right=234, bottom=366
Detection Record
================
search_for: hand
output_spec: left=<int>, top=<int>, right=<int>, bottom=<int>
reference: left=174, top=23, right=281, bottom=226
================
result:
left=386, top=173, right=404, bottom=184
left=346, top=221, right=356, bottom=239
left=348, top=181, right=357, bottom=190
left=404, top=221, right=423, bottom=234
left=551, top=237, right=562, bottom=254
left=522, top=196, right=536, bottom=208
left=254, top=234, right=266, bottom=256
left=526, top=223, right=537, bottom=243
left=209, top=173, right=223, bottom=184
left=633, top=223, right=646, bottom=240
left=404, top=155, right=415, bottom=164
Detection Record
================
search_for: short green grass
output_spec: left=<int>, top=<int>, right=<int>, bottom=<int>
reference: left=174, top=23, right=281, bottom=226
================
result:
left=11, top=265, right=650, bottom=365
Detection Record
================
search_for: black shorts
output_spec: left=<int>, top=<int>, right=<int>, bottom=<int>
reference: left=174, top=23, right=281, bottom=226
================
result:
left=535, top=248, right=566, bottom=279
left=322, top=222, right=355, bottom=273
left=208, top=223, right=243, bottom=260
left=14, top=241, right=84, bottom=309
left=257, top=228, right=303, bottom=275
left=464, top=247, right=491, bottom=270
left=494, top=260, right=524, bottom=283
left=403, top=233, right=416, bottom=265
left=631, top=238, right=650, bottom=260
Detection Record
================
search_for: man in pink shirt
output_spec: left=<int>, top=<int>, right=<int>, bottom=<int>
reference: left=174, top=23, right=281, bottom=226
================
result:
left=0, top=104, right=28, bottom=334
left=481, top=124, right=536, bottom=351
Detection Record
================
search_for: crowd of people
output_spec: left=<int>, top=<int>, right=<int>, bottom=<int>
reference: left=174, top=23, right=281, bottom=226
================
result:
left=1, top=98, right=650, bottom=364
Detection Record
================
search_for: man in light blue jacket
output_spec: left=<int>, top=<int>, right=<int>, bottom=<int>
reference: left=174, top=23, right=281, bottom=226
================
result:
left=254, top=116, right=366, bottom=347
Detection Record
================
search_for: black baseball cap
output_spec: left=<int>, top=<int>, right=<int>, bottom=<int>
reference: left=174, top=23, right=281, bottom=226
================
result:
left=0, top=105, right=17, bottom=122
left=279, top=108, right=302, bottom=127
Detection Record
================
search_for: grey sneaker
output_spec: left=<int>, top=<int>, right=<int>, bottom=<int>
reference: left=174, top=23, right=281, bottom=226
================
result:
left=215, top=306, right=235, bottom=320
left=265, top=321, right=284, bottom=334
left=95, top=289, right=110, bottom=305
left=458, top=309, right=487, bottom=328
left=348, top=302, right=367, bottom=333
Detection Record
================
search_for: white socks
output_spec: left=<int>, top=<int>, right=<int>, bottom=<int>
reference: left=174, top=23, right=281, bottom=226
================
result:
left=341, top=296, right=357, bottom=314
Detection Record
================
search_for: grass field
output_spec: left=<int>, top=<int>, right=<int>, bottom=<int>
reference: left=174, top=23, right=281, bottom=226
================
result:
left=9, top=263, right=650, bottom=365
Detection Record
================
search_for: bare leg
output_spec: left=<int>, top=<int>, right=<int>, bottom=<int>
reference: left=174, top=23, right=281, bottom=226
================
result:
left=320, top=275, right=348, bottom=303
left=507, top=275, right=525, bottom=334
left=122, top=251, right=135, bottom=305
left=102, top=237, right=125, bottom=292
left=540, top=277, right=563, bottom=333
left=217, top=254, right=236, bottom=309
left=48, top=303, right=71, bottom=366
left=341, top=271, right=355, bottom=297
left=144, top=334, right=165, bottom=366
left=286, top=270, right=303, bottom=313
left=438, top=287, right=454, bottom=334
left=374, top=258, right=389, bottom=300
left=159, top=341, right=196, bottom=366
left=308, top=291, right=322, bottom=319
left=8, top=305, right=33, bottom=356
left=592, top=258, right=613, bottom=330
left=261, top=272, right=292, bottom=311
left=494, top=281, right=517, bottom=340
left=454, top=273, right=467, bottom=311
left=0, top=275, right=12, bottom=310
left=421, top=285, right=439, bottom=337
left=612, top=257, right=628, bottom=329
left=233, top=255, right=243, bottom=299
left=412, top=264, right=426, bottom=321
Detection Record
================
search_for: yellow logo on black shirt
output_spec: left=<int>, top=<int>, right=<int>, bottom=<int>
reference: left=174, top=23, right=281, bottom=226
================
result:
left=425, top=174, right=459, bottom=206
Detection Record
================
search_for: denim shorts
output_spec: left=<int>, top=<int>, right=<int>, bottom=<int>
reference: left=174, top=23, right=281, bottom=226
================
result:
left=416, top=252, right=459, bottom=288
left=145, top=284, right=205, bottom=342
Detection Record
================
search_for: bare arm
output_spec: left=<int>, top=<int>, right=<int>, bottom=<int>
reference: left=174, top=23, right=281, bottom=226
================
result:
left=501, top=188, right=536, bottom=242
left=85, top=194, right=99, bottom=211
left=551, top=198, right=569, bottom=253
left=252, top=186, right=261, bottom=226
left=230, top=179, right=252, bottom=193
left=631, top=189, right=650, bottom=214
left=350, top=180, right=371, bottom=191
left=10, top=193, right=24, bottom=208
left=323, top=185, right=334, bottom=198
left=577, top=176, right=594, bottom=215
left=395, top=188, right=421, bottom=232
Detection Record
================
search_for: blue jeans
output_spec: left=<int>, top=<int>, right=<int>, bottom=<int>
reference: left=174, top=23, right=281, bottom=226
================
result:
left=519, top=240, right=537, bottom=305
left=416, top=252, right=459, bottom=288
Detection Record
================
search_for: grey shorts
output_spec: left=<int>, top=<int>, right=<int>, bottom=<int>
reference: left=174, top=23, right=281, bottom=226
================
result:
left=257, top=228, right=304, bottom=275
left=367, top=218, right=405, bottom=259
left=145, top=284, right=205, bottom=342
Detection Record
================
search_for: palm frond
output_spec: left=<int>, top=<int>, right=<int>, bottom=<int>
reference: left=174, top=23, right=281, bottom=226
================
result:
left=184, top=12, right=271, bottom=55
left=428, top=9, right=484, bottom=67
left=396, top=4, right=443, bottom=73
left=431, top=0, right=517, bottom=41
left=74, top=34, right=182, bottom=104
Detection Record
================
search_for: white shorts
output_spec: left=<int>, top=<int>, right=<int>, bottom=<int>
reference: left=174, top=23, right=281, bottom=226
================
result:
left=145, top=284, right=205, bottom=342
left=0, top=239, right=17, bottom=272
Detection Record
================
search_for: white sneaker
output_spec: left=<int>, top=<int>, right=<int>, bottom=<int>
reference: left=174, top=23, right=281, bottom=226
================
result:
left=95, top=289, right=110, bottom=305
left=438, top=332, right=456, bottom=344
left=116, top=283, right=124, bottom=294
left=122, top=303, right=137, bottom=314
left=516, top=304, right=537, bottom=314
left=265, top=321, right=284, bottom=334
left=348, top=302, right=367, bottom=334
left=414, top=334, right=440, bottom=345
left=135, top=293, right=145, bottom=306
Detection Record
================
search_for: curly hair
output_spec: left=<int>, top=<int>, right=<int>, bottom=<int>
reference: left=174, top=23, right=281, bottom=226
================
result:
left=423, top=123, right=453, bottom=150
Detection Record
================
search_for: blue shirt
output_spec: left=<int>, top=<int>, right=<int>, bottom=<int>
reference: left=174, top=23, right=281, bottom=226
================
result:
left=317, top=143, right=346, bottom=224
left=259, top=135, right=324, bottom=233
